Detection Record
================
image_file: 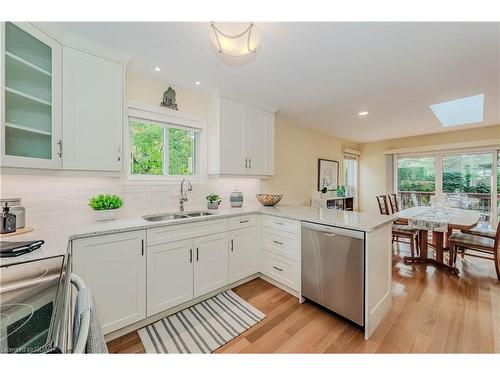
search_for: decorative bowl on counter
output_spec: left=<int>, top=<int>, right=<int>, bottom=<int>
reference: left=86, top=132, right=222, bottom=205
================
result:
left=256, top=194, right=283, bottom=206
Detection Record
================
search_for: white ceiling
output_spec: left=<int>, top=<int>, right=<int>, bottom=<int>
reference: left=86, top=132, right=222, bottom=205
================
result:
left=50, top=22, right=500, bottom=143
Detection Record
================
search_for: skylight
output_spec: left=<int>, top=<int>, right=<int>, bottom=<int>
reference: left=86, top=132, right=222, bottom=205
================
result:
left=430, top=94, right=484, bottom=127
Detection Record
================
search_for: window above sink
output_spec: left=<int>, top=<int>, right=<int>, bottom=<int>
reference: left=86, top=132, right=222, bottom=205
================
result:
left=125, top=102, right=207, bottom=184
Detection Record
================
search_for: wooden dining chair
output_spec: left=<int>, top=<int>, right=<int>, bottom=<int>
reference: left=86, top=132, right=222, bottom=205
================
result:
left=376, top=195, right=390, bottom=215
left=460, top=226, right=496, bottom=239
left=376, top=195, right=420, bottom=257
left=448, top=222, right=500, bottom=280
left=388, top=193, right=399, bottom=214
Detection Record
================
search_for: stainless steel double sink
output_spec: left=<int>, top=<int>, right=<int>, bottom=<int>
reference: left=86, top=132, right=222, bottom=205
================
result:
left=143, top=210, right=215, bottom=222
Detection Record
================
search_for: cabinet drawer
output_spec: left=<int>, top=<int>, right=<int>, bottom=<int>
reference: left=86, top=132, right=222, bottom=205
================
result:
left=261, top=215, right=300, bottom=234
left=228, top=214, right=257, bottom=230
left=147, top=219, right=228, bottom=246
left=261, top=227, right=300, bottom=261
left=261, top=250, right=299, bottom=291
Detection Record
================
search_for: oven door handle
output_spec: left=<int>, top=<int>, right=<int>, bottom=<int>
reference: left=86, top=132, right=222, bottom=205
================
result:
left=71, top=273, right=90, bottom=354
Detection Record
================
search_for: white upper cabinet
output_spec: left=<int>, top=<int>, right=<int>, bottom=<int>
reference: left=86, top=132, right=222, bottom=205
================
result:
left=208, top=96, right=275, bottom=176
left=1, top=22, right=62, bottom=169
left=62, top=46, right=123, bottom=171
left=1, top=22, right=124, bottom=171
left=244, top=105, right=274, bottom=175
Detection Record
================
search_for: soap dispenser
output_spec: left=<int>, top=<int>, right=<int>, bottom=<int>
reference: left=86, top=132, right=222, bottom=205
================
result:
left=1, top=202, right=16, bottom=234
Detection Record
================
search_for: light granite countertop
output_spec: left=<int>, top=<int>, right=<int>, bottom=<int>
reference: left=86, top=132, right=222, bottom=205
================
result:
left=0, top=205, right=394, bottom=266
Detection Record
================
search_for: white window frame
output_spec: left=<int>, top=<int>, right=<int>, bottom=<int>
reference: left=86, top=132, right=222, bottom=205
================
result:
left=344, top=152, right=359, bottom=211
left=124, top=102, right=207, bottom=184
left=394, top=147, right=499, bottom=226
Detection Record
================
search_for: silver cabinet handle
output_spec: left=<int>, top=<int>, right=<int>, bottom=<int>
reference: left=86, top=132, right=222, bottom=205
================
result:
left=189, top=249, right=193, bottom=263
left=273, top=222, right=284, bottom=225
left=273, top=266, right=283, bottom=272
left=196, top=247, right=199, bottom=262
left=57, top=140, right=63, bottom=158
left=239, top=219, right=250, bottom=224
left=230, top=239, right=234, bottom=252
left=273, top=240, right=283, bottom=245
left=245, top=158, right=248, bottom=168
left=141, top=239, right=144, bottom=256
left=117, top=146, right=121, bottom=162
left=249, top=158, right=251, bottom=168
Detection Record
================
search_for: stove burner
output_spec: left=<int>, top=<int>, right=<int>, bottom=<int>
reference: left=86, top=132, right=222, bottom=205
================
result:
left=0, top=303, right=35, bottom=342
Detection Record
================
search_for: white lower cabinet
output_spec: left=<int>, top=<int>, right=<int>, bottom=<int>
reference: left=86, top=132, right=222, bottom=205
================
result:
left=193, top=232, right=229, bottom=298
left=71, top=215, right=287, bottom=335
left=72, top=230, right=146, bottom=335
left=229, top=227, right=258, bottom=283
left=260, top=215, right=301, bottom=293
left=147, top=239, right=194, bottom=316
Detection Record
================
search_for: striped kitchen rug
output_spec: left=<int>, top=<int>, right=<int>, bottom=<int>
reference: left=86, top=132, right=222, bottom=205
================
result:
left=138, top=290, right=265, bottom=353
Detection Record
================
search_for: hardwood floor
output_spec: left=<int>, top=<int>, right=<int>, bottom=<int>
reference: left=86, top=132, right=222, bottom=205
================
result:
left=107, top=244, right=500, bottom=353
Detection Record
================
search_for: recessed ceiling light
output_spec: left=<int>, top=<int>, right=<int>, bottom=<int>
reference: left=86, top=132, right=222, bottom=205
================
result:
left=154, top=67, right=161, bottom=72
left=358, top=111, right=369, bottom=116
left=195, top=81, right=200, bottom=86
left=430, top=94, right=484, bottom=127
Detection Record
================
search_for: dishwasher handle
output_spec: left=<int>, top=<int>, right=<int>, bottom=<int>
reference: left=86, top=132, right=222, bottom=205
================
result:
left=301, top=222, right=364, bottom=240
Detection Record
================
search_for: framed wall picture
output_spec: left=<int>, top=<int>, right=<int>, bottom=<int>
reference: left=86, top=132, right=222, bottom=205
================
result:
left=318, top=159, right=339, bottom=191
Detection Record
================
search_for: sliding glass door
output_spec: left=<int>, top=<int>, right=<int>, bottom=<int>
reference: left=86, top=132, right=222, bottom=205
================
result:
left=442, top=152, right=493, bottom=223
left=397, top=156, right=436, bottom=208
left=396, top=149, right=499, bottom=226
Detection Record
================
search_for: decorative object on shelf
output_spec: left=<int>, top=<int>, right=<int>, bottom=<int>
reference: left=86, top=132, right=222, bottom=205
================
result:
left=230, top=190, right=244, bottom=208
left=318, top=159, right=339, bottom=191
left=88, top=194, right=123, bottom=221
left=160, top=87, right=178, bottom=110
left=209, top=22, right=260, bottom=66
left=337, top=185, right=346, bottom=197
left=256, top=194, right=282, bottom=206
left=206, top=194, right=222, bottom=210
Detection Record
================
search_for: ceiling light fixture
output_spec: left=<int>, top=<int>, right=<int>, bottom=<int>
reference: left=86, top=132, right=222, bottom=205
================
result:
left=195, top=81, right=200, bottom=86
left=154, top=67, right=161, bottom=72
left=209, top=22, right=260, bottom=57
left=358, top=111, right=369, bottom=116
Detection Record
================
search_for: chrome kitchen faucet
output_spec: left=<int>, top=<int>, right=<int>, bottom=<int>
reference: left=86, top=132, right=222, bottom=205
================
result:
left=179, top=178, right=193, bottom=212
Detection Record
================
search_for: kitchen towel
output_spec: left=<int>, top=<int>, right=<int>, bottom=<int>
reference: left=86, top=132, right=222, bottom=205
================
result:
left=73, top=287, right=108, bottom=354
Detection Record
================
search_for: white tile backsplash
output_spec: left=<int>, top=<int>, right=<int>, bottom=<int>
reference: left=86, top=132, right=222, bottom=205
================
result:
left=0, top=174, right=262, bottom=227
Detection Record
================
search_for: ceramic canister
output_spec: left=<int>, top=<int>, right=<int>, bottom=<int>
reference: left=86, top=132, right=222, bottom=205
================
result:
left=230, top=190, right=243, bottom=208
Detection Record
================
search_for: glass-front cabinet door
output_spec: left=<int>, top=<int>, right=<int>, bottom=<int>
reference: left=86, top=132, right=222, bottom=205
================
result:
left=1, top=22, right=62, bottom=168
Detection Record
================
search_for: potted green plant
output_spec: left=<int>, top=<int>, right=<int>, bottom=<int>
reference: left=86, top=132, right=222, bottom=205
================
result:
left=88, top=194, right=124, bottom=221
left=206, top=194, right=222, bottom=210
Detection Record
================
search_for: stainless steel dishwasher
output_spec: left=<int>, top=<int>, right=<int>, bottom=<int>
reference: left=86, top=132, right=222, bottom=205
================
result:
left=301, top=222, right=365, bottom=326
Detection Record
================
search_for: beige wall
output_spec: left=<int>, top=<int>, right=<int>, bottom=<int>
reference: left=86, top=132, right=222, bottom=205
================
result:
left=126, top=73, right=209, bottom=118
left=262, top=116, right=360, bottom=205
left=359, top=125, right=500, bottom=214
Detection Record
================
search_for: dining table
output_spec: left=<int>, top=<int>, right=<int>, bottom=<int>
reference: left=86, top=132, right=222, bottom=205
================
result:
left=396, top=206, right=480, bottom=273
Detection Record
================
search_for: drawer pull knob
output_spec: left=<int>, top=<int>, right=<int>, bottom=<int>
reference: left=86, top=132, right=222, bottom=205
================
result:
left=273, top=266, right=283, bottom=272
left=239, top=220, right=250, bottom=223
left=273, top=240, right=283, bottom=245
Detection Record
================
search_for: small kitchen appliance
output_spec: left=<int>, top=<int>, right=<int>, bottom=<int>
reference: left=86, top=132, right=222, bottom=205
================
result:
left=1, top=203, right=16, bottom=234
